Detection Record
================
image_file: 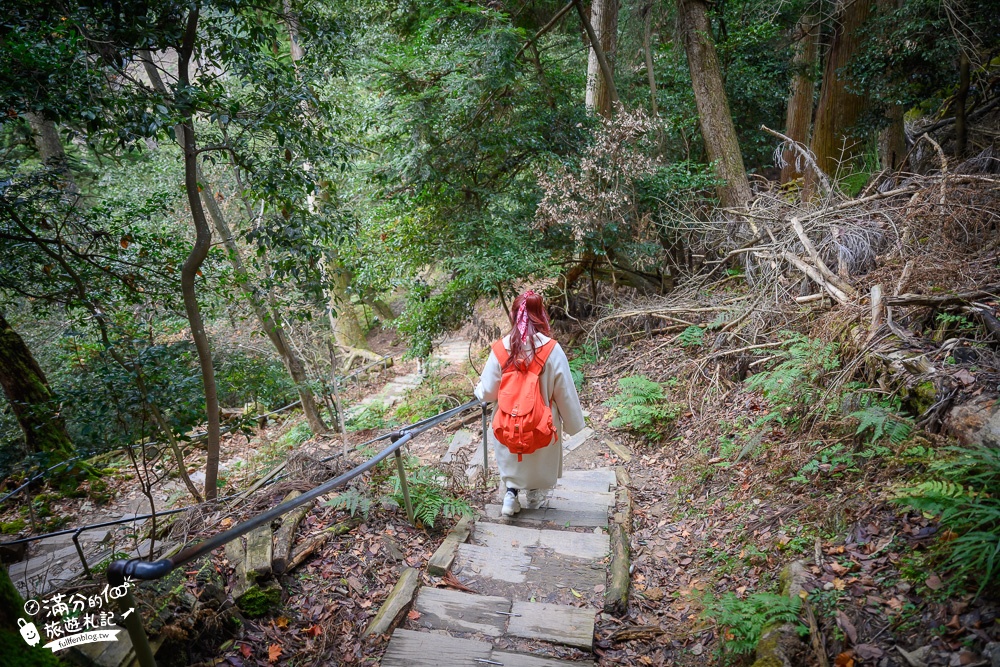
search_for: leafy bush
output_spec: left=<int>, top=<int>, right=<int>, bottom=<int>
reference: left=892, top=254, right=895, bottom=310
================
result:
left=850, top=405, right=913, bottom=445
left=214, top=350, right=298, bottom=412
left=703, top=592, right=805, bottom=656
left=568, top=345, right=597, bottom=390
left=895, top=443, right=1000, bottom=594
left=326, top=488, right=372, bottom=519
left=602, top=375, right=680, bottom=439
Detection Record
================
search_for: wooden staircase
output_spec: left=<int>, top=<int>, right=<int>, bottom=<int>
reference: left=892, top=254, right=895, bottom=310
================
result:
left=381, top=468, right=617, bottom=666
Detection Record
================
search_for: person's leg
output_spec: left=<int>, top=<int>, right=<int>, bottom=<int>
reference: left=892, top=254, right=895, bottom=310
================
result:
left=525, top=488, right=548, bottom=509
left=501, top=486, right=521, bottom=516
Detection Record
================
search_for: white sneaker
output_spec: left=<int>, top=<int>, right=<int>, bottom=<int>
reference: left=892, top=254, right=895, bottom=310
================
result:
left=501, top=489, right=521, bottom=516
left=525, top=489, right=547, bottom=509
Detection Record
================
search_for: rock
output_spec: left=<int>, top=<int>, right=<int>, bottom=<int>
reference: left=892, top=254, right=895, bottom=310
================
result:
left=945, top=394, right=1000, bottom=446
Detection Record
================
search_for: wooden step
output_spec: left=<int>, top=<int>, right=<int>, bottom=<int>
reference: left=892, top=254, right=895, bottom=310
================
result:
left=483, top=503, right=608, bottom=528
left=472, top=522, right=609, bottom=560
left=382, top=629, right=593, bottom=667
left=413, top=587, right=510, bottom=636
left=381, top=629, right=492, bottom=667
left=508, top=600, right=595, bottom=650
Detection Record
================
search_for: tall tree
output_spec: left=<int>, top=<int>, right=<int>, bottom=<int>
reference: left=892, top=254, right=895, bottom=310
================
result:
left=807, top=0, right=874, bottom=196
left=585, top=0, right=619, bottom=117
left=780, top=10, right=819, bottom=183
left=0, top=311, right=74, bottom=457
left=677, top=0, right=751, bottom=207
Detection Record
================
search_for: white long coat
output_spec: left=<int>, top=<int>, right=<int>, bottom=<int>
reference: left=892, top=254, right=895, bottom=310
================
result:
left=474, top=333, right=586, bottom=490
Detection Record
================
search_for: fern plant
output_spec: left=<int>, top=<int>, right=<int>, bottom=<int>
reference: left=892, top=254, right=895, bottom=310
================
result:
left=326, top=488, right=372, bottom=519
left=745, top=333, right=840, bottom=422
left=602, top=375, right=680, bottom=440
left=678, top=325, right=705, bottom=348
left=388, top=456, right=472, bottom=528
left=895, top=443, right=1000, bottom=595
left=568, top=344, right=597, bottom=390
left=703, top=592, right=805, bottom=656
left=850, top=405, right=913, bottom=445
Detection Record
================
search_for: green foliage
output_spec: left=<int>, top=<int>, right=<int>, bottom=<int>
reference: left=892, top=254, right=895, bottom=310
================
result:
left=276, top=422, right=312, bottom=450
left=678, top=325, right=705, bottom=348
left=895, top=443, right=1000, bottom=594
left=215, top=350, right=298, bottom=412
left=850, top=405, right=913, bottom=445
left=745, top=333, right=840, bottom=421
left=346, top=401, right=393, bottom=432
left=702, top=591, right=804, bottom=656
left=568, top=345, right=597, bottom=390
left=602, top=375, right=681, bottom=440
left=388, top=456, right=472, bottom=528
left=325, top=488, right=371, bottom=519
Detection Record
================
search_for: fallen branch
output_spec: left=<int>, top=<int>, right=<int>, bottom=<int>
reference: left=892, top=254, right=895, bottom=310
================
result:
left=779, top=252, right=849, bottom=305
left=285, top=519, right=358, bottom=572
left=887, top=285, right=1000, bottom=307
left=790, top=217, right=856, bottom=295
left=761, top=125, right=833, bottom=196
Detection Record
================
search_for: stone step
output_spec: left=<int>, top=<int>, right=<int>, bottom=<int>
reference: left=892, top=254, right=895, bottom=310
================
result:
left=472, top=523, right=609, bottom=560
left=441, top=429, right=474, bottom=464
left=555, top=469, right=617, bottom=494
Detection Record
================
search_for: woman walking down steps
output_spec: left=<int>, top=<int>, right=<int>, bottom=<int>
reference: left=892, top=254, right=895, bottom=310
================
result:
left=475, top=290, right=587, bottom=516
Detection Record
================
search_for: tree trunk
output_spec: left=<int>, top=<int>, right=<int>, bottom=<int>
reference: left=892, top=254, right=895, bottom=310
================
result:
left=584, top=0, right=618, bottom=117
left=138, top=49, right=327, bottom=437
left=24, top=113, right=77, bottom=195
left=327, top=261, right=369, bottom=350
left=178, top=10, right=222, bottom=501
left=878, top=104, right=907, bottom=171
left=282, top=0, right=306, bottom=62
left=807, top=0, right=874, bottom=198
left=780, top=12, right=819, bottom=183
left=642, top=2, right=658, bottom=117
left=200, top=183, right=329, bottom=435
left=677, top=0, right=751, bottom=207
left=0, top=312, right=74, bottom=457
left=955, top=50, right=970, bottom=158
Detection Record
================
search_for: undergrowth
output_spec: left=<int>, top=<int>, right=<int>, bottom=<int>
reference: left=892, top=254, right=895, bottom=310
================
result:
left=702, top=591, right=805, bottom=658
left=895, top=442, right=1000, bottom=595
left=602, top=375, right=681, bottom=440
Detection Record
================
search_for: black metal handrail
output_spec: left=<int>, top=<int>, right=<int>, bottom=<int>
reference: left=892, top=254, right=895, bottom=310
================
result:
left=107, top=398, right=482, bottom=586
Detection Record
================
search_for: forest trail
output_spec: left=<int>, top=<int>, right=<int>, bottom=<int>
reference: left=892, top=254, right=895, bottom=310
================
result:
left=7, top=337, right=474, bottom=604
left=380, top=464, right=614, bottom=667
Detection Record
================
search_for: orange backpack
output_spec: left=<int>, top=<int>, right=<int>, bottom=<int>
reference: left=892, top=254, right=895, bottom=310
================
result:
left=491, top=339, right=557, bottom=461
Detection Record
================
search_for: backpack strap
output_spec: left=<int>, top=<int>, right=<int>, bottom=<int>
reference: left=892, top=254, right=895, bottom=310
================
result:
left=492, top=338, right=556, bottom=374
left=492, top=339, right=510, bottom=367
left=527, top=339, right=556, bottom=376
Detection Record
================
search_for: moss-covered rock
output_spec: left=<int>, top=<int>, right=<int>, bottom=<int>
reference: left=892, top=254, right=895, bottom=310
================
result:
left=236, top=581, right=282, bottom=618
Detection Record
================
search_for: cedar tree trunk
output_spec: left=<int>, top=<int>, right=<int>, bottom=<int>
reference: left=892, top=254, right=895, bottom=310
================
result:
left=807, top=0, right=873, bottom=197
left=585, top=0, right=618, bottom=118
left=677, top=0, right=751, bottom=207
left=780, top=12, right=819, bottom=183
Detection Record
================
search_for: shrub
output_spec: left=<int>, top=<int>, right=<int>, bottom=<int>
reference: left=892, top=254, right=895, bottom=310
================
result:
left=745, top=333, right=840, bottom=426
left=602, top=375, right=680, bottom=439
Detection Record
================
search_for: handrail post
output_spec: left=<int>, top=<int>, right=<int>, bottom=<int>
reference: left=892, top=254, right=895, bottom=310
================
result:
left=108, top=562, right=156, bottom=667
left=390, top=434, right=415, bottom=525
left=72, top=528, right=91, bottom=579
left=480, top=402, right=490, bottom=489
